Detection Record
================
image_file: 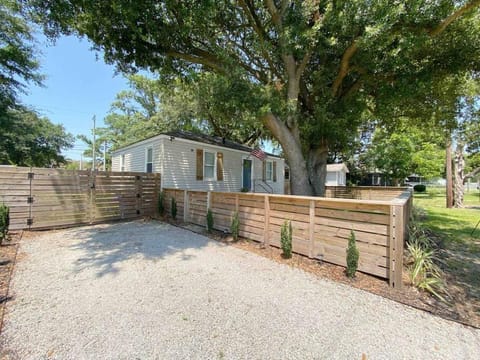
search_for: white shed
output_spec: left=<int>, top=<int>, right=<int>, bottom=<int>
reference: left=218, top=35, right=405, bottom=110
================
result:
left=111, top=131, right=285, bottom=194
left=326, top=163, right=349, bottom=186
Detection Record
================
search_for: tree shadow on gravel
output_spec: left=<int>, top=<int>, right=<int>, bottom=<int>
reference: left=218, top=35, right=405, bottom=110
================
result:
left=69, top=220, right=217, bottom=277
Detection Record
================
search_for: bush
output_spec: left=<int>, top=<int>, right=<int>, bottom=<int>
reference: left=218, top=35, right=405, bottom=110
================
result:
left=413, top=184, right=426, bottom=193
left=230, top=211, right=239, bottom=241
left=280, top=220, right=292, bottom=259
left=406, top=227, right=446, bottom=301
left=346, top=230, right=359, bottom=278
left=0, top=204, right=9, bottom=242
left=206, top=208, right=214, bottom=232
left=158, top=191, right=165, bottom=216
left=171, top=197, right=177, bottom=220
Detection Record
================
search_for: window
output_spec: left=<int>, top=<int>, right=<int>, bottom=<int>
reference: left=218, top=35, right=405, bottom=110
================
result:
left=265, top=161, right=273, bottom=181
left=204, top=151, right=215, bottom=179
left=120, top=154, right=125, bottom=172
left=284, top=167, right=290, bottom=180
left=145, top=147, right=153, bottom=173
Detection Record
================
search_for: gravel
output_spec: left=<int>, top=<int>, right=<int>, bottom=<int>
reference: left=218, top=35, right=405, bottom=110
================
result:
left=1, top=220, right=479, bottom=359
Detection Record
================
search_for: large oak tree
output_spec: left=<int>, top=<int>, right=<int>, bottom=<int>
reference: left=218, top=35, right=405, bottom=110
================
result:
left=27, top=0, right=480, bottom=195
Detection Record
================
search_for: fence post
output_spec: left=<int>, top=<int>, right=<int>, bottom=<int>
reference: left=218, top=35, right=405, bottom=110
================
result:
left=183, top=190, right=189, bottom=222
left=264, top=195, right=270, bottom=247
left=89, top=171, right=96, bottom=224
left=389, top=204, right=404, bottom=288
left=154, top=174, right=160, bottom=217
left=206, top=191, right=211, bottom=229
left=309, top=200, right=315, bottom=258
left=135, top=174, right=142, bottom=216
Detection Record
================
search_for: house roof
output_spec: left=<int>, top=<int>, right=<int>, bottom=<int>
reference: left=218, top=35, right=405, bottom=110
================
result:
left=114, top=130, right=282, bottom=158
left=327, top=163, right=349, bottom=173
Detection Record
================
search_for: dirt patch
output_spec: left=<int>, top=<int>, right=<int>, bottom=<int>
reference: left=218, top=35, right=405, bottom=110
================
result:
left=176, top=220, right=480, bottom=328
left=0, top=232, right=21, bottom=334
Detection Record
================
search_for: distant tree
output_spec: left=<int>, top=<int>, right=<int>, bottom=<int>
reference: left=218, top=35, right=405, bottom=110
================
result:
left=76, top=133, right=111, bottom=170
left=99, top=74, right=265, bottom=151
left=0, top=1, right=42, bottom=117
left=365, top=130, right=415, bottom=186
left=0, top=108, right=74, bottom=167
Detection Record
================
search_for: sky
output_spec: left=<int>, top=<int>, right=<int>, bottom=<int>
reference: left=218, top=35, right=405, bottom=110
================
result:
left=20, top=34, right=276, bottom=160
left=20, top=35, right=130, bottom=160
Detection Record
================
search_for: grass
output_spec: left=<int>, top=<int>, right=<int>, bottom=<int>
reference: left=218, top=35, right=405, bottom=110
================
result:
left=413, top=187, right=480, bottom=300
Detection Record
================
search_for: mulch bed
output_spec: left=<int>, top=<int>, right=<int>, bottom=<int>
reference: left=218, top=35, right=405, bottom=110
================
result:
left=0, top=232, right=21, bottom=334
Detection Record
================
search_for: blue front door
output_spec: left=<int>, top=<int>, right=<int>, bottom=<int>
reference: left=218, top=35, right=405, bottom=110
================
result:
left=242, top=159, right=252, bottom=190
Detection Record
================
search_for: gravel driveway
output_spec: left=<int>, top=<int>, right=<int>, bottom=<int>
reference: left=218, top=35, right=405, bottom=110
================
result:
left=1, top=221, right=479, bottom=359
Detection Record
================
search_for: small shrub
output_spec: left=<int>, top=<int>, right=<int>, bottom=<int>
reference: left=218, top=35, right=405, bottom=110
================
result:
left=230, top=211, right=239, bottom=241
left=413, top=184, right=426, bottom=193
left=171, top=197, right=177, bottom=220
left=206, top=208, right=214, bottom=232
left=158, top=191, right=165, bottom=216
left=407, top=236, right=446, bottom=301
left=346, top=230, right=359, bottom=278
left=240, top=187, right=249, bottom=192
left=280, top=220, right=292, bottom=259
left=0, top=204, right=9, bottom=241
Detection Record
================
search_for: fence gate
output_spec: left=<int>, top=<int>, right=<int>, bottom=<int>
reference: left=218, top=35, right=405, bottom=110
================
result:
left=0, top=167, right=160, bottom=230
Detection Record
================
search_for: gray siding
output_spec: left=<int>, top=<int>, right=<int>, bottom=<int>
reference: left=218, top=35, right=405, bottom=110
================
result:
left=111, top=138, right=163, bottom=173
left=162, top=138, right=242, bottom=192
left=252, top=157, right=285, bottom=194
left=112, top=135, right=284, bottom=194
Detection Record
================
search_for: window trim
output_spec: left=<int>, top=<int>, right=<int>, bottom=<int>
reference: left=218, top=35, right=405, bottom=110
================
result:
left=145, top=147, right=153, bottom=173
left=203, top=150, right=217, bottom=181
left=120, top=154, right=125, bottom=172
left=265, top=160, right=273, bottom=181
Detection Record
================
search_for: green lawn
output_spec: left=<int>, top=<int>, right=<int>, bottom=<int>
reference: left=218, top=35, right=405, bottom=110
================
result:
left=413, top=187, right=480, bottom=300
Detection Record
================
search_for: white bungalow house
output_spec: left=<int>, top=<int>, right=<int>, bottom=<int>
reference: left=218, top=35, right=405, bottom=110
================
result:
left=325, top=163, right=349, bottom=186
left=111, top=131, right=285, bottom=194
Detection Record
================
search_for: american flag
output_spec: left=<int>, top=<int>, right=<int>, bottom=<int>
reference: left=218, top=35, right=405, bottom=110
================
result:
left=250, top=148, right=266, bottom=161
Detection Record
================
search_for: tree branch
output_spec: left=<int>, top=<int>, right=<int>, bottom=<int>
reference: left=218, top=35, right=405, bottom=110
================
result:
left=166, top=50, right=226, bottom=74
left=264, top=0, right=282, bottom=28
left=332, top=40, right=358, bottom=97
left=465, top=166, right=480, bottom=179
left=237, top=0, right=282, bottom=80
left=429, top=0, right=480, bottom=37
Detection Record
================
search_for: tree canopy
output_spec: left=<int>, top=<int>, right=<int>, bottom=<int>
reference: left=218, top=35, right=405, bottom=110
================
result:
left=0, top=108, right=74, bottom=167
left=27, top=0, right=480, bottom=194
left=363, top=124, right=444, bottom=185
left=1, top=0, right=42, bottom=116
left=89, top=73, right=265, bottom=152
left=1, top=2, right=74, bottom=167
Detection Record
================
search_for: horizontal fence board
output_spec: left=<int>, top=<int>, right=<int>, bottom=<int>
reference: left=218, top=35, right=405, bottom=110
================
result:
left=169, top=187, right=411, bottom=284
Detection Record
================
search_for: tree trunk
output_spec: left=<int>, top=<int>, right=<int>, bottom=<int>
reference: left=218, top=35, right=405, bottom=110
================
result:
left=307, top=144, right=329, bottom=196
left=453, top=142, right=465, bottom=208
left=446, top=137, right=453, bottom=208
left=262, top=112, right=314, bottom=196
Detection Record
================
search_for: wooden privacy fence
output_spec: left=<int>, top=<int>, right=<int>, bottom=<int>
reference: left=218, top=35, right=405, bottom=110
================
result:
left=0, top=167, right=160, bottom=230
left=325, top=186, right=409, bottom=200
left=163, top=187, right=412, bottom=288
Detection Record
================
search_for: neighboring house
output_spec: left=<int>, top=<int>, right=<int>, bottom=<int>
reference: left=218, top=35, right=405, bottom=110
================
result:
left=111, top=131, right=285, bottom=194
left=359, top=171, right=392, bottom=186
left=325, top=163, right=349, bottom=186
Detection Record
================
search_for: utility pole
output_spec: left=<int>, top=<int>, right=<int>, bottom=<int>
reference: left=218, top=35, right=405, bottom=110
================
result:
left=103, top=140, right=107, bottom=171
left=80, top=154, right=83, bottom=170
left=92, top=115, right=96, bottom=171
